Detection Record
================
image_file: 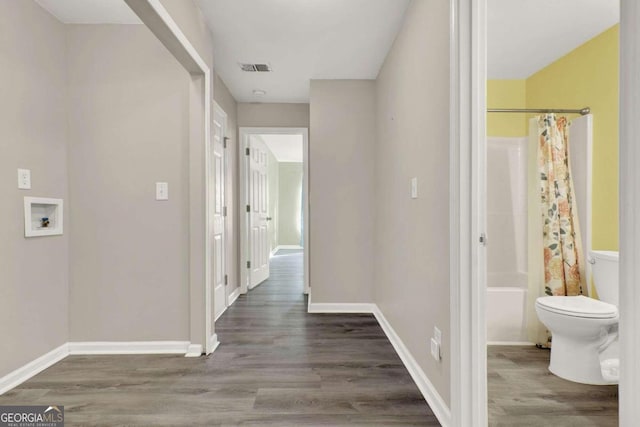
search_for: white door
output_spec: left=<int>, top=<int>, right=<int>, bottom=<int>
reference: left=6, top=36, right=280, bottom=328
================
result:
left=248, top=136, right=270, bottom=287
left=212, top=106, right=227, bottom=319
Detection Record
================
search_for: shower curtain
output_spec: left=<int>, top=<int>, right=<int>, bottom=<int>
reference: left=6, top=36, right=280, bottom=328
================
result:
left=536, top=114, right=585, bottom=345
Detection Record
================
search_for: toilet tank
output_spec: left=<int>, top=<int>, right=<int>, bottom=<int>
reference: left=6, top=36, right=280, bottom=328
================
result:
left=589, top=250, right=619, bottom=306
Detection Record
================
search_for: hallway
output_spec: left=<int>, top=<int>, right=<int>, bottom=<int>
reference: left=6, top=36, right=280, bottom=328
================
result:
left=0, top=249, right=438, bottom=426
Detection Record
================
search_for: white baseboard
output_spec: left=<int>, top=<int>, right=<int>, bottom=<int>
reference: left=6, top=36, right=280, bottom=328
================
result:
left=1, top=340, right=206, bottom=395
left=0, top=343, right=69, bottom=396
left=275, top=245, right=303, bottom=251
left=372, top=306, right=451, bottom=427
left=307, top=303, right=376, bottom=313
left=215, top=306, right=228, bottom=322
left=184, top=343, right=203, bottom=358
left=487, top=341, right=535, bottom=346
left=69, top=341, right=191, bottom=355
left=228, top=287, right=241, bottom=306
left=208, top=334, right=220, bottom=355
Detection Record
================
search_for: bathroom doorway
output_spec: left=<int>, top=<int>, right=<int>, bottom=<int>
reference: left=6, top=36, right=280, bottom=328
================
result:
left=484, top=1, right=620, bottom=424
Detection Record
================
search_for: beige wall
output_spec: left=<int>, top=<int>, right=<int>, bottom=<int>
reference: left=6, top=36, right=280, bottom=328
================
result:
left=374, top=0, right=451, bottom=404
left=278, top=163, right=303, bottom=246
left=237, top=103, right=310, bottom=128
left=309, top=80, right=375, bottom=303
left=67, top=25, right=191, bottom=341
left=0, top=0, right=69, bottom=377
left=213, top=73, right=240, bottom=293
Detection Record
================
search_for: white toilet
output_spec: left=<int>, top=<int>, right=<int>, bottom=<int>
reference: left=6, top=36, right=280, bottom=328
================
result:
left=535, top=250, right=619, bottom=385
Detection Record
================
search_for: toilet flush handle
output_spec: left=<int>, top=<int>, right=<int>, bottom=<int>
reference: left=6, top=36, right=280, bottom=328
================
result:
left=588, top=257, right=596, bottom=265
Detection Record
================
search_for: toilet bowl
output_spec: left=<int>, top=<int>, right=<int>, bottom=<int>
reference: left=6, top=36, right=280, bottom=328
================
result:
left=535, top=250, right=619, bottom=385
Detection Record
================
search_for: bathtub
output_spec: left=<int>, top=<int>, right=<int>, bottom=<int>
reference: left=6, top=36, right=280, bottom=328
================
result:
left=487, top=272, right=529, bottom=344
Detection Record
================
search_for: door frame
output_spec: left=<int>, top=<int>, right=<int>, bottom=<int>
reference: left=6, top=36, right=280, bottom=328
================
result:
left=618, top=2, right=640, bottom=423
left=125, top=0, right=216, bottom=356
left=212, top=101, right=229, bottom=320
left=238, top=127, right=310, bottom=295
left=458, top=0, right=639, bottom=426
left=450, top=0, right=488, bottom=425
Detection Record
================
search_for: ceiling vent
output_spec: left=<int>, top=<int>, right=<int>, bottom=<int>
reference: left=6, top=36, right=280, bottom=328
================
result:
left=240, top=63, right=272, bottom=72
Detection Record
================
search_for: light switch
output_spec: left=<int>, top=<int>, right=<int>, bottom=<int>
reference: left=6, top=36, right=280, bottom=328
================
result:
left=18, top=169, right=31, bottom=190
left=411, top=177, right=418, bottom=199
left=156, top=182, right=169, bottom=200
left=430, top=338, right=441, bottom=361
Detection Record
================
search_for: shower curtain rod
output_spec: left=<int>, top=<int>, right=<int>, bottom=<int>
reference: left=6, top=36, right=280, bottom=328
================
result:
left=487, top=107, right=591, bottom=116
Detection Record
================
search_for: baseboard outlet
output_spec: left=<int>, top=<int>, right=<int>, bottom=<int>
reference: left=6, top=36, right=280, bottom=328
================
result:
left=487, top=341, right=535, bottom=346
left=228, top=287, right=241, bottom=306
left=373, top=306, right=452, bottom=427
left=184, top=343, right=203, bottom=358
left=307, top=303, right=376, bottom=313
left=0, top=343, right=69, bottom=396
left=69, top=341, right=191, bottom=355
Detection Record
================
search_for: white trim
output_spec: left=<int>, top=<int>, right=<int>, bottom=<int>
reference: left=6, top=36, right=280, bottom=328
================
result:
left=239, top=127, right=310, bottom=295
left=271, top=245, right=304, bottom=258
left=373, top=306, right=451, bottom=427
left=619, top=2, right=640, bottom=424
left=68, top=341, right=191, bottom=355
left=125, top=0, right=213, bottom=356
left=486, top=341, right=535, bottom=346
left=0, top=340, right=216, bottom=395
left=184, top=344, right=204, bottom=358
left=23, top=197, right=64, bottom=237
left=307, top=303, right=376, bottom=313
left=208, top=334, right=220, bottom=354
left=275, top=245, right=304, bottom=251
left=227, top=287, right=241, bottom=306
left=214, top=306, right=227, bottom=322
left=450, top=0, right=488, bottom=426
left=0, top=344, right=68, bottom=395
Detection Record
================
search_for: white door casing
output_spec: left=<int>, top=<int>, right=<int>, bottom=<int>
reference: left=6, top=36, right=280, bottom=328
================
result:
left=239, top=127, right=309, bottom=295
left=248, top=136, right=270, bottom=288
left=212, top=103, right=227, bottom=320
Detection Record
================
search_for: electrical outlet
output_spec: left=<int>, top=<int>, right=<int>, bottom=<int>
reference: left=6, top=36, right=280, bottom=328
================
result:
left=430, top=338, right=440, bottom=361
left=434, top=326, right=442, bottom=345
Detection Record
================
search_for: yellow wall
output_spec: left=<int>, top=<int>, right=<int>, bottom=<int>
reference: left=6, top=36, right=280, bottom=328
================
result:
left=527, top=25, right=619, bottom=251
left=487, top=80, right=527, bottom=136
left=489, top=25, right=619, bottom=252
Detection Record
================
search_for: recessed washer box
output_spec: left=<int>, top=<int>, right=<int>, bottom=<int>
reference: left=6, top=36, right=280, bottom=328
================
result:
left=24, top=197, right=63, bottom=237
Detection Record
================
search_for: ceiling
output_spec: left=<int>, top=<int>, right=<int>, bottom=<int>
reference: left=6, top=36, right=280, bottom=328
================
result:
left=35, top=0, right=620, bottom=93
left=260, top=135, right=303, bottom=163
left=35, top=0, right=140, bottom=24
left=196, top=0, right=410, bottom=103
left=488, top=0, right=619, bottom=79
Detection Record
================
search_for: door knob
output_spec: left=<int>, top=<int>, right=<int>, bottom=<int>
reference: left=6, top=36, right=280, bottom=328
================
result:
left=266, top=217, right=273, bottom=221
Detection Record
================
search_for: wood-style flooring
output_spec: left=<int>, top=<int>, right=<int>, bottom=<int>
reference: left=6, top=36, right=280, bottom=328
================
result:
left=0, top=249, right=438, bottom=426
left=488, top=345, right=619, bottom=427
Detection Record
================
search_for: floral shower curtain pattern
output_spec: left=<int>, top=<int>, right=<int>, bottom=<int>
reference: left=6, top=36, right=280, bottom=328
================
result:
left=538, top=114, right=584, bottom=297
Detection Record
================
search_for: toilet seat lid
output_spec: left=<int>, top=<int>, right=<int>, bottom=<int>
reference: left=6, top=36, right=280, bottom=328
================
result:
left=536, top=295, right=618, bottom=318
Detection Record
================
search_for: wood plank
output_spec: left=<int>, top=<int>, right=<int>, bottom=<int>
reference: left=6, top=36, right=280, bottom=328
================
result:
left=0, top=249, right=436, bottom=425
